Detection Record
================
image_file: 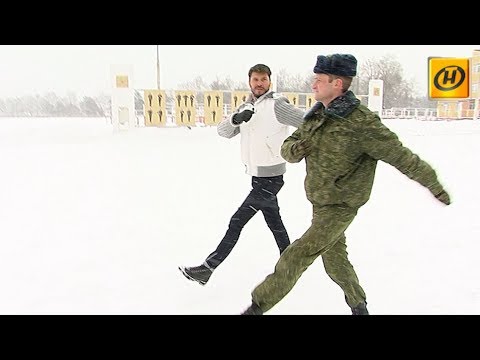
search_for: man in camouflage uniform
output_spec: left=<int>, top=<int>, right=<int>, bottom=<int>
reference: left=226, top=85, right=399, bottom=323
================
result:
left=241, top=53, right=451, bottom=315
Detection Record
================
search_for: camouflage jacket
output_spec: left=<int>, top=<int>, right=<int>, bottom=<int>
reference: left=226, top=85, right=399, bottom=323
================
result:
left=281, top=91, right=446, bottom=208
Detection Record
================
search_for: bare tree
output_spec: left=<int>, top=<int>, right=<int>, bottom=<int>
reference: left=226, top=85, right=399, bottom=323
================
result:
left=134, top=90, right=144, bottom=112
left=177, top=76, right=209, bottom=91
left=277, top=69, right=312, bottom=93
left=359, top=54, right=417, bottom=108
left=80, top=97, right=104, bottom=116
left=210, top=76, right=236, bottom=90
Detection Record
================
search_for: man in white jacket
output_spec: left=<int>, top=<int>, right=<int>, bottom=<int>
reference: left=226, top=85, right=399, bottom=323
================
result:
left=180, top=64, right=305, bottom=286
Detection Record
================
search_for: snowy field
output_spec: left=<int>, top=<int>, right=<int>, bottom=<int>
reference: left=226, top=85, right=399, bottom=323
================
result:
left=0, top=117, right=479, bottom=315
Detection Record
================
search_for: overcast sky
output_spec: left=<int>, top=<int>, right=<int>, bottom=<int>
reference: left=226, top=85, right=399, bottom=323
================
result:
left=0, top=45, right=478, bottom=99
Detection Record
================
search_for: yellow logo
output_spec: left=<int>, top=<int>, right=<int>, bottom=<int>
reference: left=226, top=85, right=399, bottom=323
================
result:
left=428, top=57, right=470, bottom=99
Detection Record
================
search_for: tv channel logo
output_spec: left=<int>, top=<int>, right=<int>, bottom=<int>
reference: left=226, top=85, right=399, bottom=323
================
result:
left=428, top=57, right=470, bottom=99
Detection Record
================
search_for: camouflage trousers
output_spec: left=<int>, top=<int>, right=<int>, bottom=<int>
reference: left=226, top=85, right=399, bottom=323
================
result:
left=252, top=204, right=366, bottom=313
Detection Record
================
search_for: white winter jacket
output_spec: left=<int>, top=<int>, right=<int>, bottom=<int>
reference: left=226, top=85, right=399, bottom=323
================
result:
left=217, top=91, right=304, bottom=177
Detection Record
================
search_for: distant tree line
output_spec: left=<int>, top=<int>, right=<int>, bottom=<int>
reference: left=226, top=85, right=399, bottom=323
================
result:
left=0, top=55, right=435, bottom=118
left=0, top=92, right=112, bottom=118
left=178, top=54, right=436, bottom=109
left=356, top=54, right=436, bottom=109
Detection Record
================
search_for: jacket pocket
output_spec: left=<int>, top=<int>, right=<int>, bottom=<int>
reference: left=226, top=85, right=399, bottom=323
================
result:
left=265, top=133, right=284, bottom=160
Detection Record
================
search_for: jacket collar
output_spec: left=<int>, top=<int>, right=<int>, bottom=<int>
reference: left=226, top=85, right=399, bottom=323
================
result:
left=304, top=91, right=360, bottom=120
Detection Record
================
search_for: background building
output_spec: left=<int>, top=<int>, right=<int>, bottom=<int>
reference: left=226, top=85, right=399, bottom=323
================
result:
left=437, top=50, right=480, bottom=120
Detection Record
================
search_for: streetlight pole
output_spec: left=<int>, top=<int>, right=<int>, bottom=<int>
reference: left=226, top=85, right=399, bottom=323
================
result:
left=156, top=45, right=161, bottom=90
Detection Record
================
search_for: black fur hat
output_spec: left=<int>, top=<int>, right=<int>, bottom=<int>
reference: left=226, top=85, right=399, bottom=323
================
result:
left=314, top=54, right=357, bottom=77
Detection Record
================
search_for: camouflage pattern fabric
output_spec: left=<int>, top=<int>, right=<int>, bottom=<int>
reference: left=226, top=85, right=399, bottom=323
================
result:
left=282, top=91, right=446, bottom=208
left=251, top=90, right=448, bottom=313
left=252, top=204, right=366, bottom=312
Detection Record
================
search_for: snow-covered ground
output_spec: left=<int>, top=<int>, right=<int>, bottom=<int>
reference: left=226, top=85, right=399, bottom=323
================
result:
left=0, top=117, right=478, bottom=315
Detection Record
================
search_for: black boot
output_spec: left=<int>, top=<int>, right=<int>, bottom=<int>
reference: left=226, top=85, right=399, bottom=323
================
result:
left=241, top=302, right=263, bottom=315
left=351, top=302, right=369, bottom=315
left=179, top=264, right=213, bottom=286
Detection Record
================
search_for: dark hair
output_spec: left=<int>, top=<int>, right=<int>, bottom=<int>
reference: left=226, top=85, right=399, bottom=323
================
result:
left=248, top=64, right=272, bottom=79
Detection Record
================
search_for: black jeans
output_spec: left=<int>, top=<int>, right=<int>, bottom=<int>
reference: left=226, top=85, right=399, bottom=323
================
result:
left=205, top=175, right=290, bottom=269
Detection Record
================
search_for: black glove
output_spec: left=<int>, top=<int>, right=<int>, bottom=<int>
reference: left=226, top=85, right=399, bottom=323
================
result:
left=434, top=190, right=451, bottom=205
left=232, top=104, right=255, bottom=125
left=291, top=139, right=313, bottom=158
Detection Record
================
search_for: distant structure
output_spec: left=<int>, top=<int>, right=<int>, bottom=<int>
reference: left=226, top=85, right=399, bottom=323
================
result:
left=110, top=64, right=135, bottom=131
left=368, top=80, right=384, bottom=116
left=436, top=50, right=480, bottom=120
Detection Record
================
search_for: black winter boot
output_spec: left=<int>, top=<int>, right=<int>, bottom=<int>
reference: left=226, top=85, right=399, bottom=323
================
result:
left=179, top=264, right=213, bottom=286
left=241, top=302, right=263, bottom=315
left=351, top=302, right=369, bottom=315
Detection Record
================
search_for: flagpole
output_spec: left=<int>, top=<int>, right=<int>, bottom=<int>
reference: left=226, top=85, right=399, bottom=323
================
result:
left=156, top=45, right=161, bottom=90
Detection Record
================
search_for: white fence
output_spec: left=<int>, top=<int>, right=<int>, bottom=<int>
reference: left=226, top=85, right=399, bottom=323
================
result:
left=382, top=108, right=438, bottom=121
